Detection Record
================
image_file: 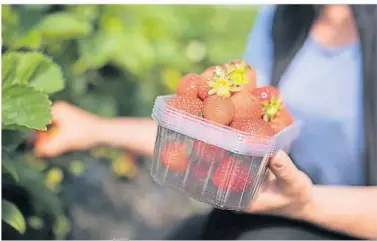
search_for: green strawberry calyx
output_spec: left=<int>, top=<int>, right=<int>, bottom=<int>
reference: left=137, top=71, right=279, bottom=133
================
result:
left=225, top=60, right=251, bottom=88
left=262, top=96, right=282, bottom=121
left=208, top=68, right=237, bottom=97
left=207, top=61, right=251, bottom=97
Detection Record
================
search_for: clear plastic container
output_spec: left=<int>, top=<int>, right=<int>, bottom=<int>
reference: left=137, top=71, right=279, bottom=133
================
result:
left=150, top=95, right=302, bottom=211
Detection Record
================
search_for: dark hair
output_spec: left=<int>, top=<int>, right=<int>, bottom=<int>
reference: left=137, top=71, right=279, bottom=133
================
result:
left=312, top=5, right=325, bottom=17
left=269, top=4, right=377, bottom=185
left=270, top=5, right=317, bottom=86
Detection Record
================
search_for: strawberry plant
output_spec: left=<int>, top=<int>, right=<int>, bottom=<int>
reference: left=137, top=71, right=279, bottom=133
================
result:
left=1, top=51, right=66, bottom=236
left=2, top=4, right=260, bottom=238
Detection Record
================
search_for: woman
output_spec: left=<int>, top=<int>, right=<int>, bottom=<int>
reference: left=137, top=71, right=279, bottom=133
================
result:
left=36, top=5, right=377, bottom=240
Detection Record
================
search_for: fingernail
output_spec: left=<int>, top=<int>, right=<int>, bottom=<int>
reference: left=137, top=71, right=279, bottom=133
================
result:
left=273, top=161, right=283, bottom=168
left=271, top=150, right=284, bottom=168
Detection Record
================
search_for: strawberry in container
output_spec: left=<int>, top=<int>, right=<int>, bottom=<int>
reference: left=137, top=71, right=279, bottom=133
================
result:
left=150, top=60, right=301, bottom=211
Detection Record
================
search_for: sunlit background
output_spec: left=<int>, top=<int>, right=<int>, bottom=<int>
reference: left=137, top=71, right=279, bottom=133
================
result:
left=2, top=4, right=259, bottom=239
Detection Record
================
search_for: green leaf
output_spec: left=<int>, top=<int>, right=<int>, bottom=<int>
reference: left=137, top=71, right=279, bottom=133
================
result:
left=1, top=5, right=20, bottom=45
left=36, top=12, right=92, bottom=40
left=76, top=32, right=118, bottom=70
left=2, top=85, right=52, bottom=130
left=10, top=31, right=42, bottom=50
left=2, top=52, right=65, bottom=94
left=2, top=150, right=18, bottom=182
left=2, top=200, right=26, bottom=234
left=2, top=130, right=28, bottom=152
left=67, top=5, right=99, bottom=22
left=1, top=5, right=18, bottom=26
left=23, top=5, right=51, bottom=11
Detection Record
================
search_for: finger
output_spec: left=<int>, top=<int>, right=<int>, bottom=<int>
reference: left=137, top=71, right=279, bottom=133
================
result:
left=50, top=101, right=71, bottom=123
left=34, top=135, right=67, bottom=158
left=269, top=150, right=300, bottom=186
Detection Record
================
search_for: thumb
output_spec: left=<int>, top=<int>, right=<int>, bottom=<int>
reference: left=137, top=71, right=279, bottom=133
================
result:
left=269, top=150, right=300, bottom=186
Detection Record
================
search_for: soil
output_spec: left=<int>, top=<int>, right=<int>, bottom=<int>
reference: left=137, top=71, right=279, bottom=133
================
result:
left=61, top=157, right=211, bottom=239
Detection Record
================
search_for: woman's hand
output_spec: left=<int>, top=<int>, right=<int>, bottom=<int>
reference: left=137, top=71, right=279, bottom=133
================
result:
left=35, top=101, right=158, bottom=158
left=249, top=151, right=377, bottom=239
left=34, top=101, right=104, bottom=157
left=248, top=150, right=313, bottom=218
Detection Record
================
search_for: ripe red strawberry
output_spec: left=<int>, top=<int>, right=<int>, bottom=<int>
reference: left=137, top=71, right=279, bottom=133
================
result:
left=252, top=85, right=280, bottom=103
left=201, top=66, right=218, bottom=81
left=262, top=96, right=294, bottom=134
left=225, top=59, right=257, bottom=93
left=190, top=162, right=211, bottom=180
left=198, top=79, right=212, bottom=100
left=193, top=140, right=227, bottom=164
left=198, top=66, right=221, bottom=100
left=269, top=108, right=294, bottom=134
left=160, top=143, right=189, bottom=172
left=166, top=96, right=203, bottom=117
left=230, top=118, right=274, bottom=137
left=230, top=91, right=263, bottom=121
left=231, top=118, right=274, bottom=145
left=212, top=157, right=252, bottom=193
left=177, top=73, right=204, bottom=97
left=202, top=95, right=235, bottom=125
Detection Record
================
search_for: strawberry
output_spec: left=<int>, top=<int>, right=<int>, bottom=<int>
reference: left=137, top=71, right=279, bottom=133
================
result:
left=207, top=66, right=238, bottom=98
left=177, top=73, right=204, bottom=97
left=198, top=66, right=222, bottom=100
left=230, top=118, right=274, bottom=145
left=193, top=140, right=227, bottom=164
left=212, top=157, right=252, bottom=193
left=198, top=79, right=212, bottom=100
left=269, top=108, right=294, bottom=134
left=252, top=85, right=280, bottom=103
left=190, top=162, right=211, bottom=180
left=262, top=96, right=294, bottom=134
left=230, top=118, right=274, bottom=137
left=200, top=66, right=218, bottom=81
left=230, top=91, right=263, bottom=121
left=225, top=59, right=256, bottom=93
left=160, top=143, right=189, bottom=172
left=202, top=95, right=235, bottom=125
left=166, top=96, right=203, bottom=117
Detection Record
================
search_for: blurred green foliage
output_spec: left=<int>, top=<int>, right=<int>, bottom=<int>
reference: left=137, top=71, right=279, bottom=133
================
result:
left=2, top=4, right=258, bottom=238
left=2, top=4, right=258, bottom=117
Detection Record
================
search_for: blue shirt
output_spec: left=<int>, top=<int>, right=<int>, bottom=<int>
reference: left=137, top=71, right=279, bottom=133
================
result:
left=243, top=6, right=365, bottom=185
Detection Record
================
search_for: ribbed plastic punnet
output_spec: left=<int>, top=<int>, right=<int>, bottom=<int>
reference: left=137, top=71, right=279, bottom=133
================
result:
left=150, top=95, right=301, bottom=211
